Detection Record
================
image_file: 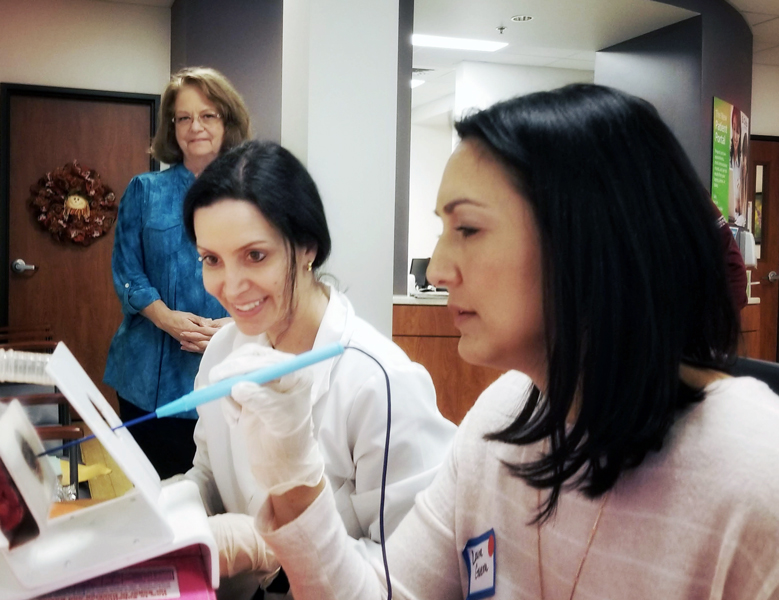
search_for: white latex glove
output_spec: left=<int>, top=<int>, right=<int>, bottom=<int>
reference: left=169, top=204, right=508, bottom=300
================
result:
left=208, top=512, right=280, bottom=578
left=209, top=344, right=325, bottom=495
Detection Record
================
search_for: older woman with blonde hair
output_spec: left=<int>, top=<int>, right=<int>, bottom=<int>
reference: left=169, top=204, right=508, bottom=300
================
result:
left=104, top=66, right=251, bottom=479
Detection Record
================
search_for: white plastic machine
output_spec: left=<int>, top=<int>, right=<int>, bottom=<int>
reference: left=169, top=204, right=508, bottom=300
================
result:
left=0, top=343, right=218, bottom=600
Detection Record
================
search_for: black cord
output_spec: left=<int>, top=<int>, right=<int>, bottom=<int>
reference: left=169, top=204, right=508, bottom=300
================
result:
left=344, top=345, right=393, bottom=600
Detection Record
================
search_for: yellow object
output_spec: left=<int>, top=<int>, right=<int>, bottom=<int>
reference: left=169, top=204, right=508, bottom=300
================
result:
left=60, top=459, right=111, bottom=486
left=80, top=436, right=134, bottom=500
left=63, top=193, right=90, bottom=220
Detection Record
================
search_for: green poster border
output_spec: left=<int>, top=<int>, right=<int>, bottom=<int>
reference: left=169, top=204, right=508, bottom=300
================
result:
left=711, top=97, right=731, bottom=218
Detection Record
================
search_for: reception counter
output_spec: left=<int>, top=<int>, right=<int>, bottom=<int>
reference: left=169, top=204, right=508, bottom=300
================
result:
left=394, top=297, right=764, bottom=424
left=392, top=296, right=502, bottom=424
left=740, top=302, right=760, bottom=358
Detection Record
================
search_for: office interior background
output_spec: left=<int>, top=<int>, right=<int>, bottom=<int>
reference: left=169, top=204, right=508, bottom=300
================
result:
left=1, top=0, right=777, bottom=339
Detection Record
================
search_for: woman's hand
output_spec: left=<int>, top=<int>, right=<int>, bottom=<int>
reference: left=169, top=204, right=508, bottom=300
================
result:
left=209, top=317, right=234, bottom=328
left=141, top=300, right=227, bottom=353
left=209, top=512, right=279, bottom=578
left=180, top=317, right=233, bottom=353
left=209, top=344, right=325, bottom=502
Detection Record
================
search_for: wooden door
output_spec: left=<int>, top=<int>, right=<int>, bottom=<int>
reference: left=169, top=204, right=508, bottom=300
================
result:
left=1, top=85, right=159, bottom=405
left=750, top=137, right=779, bottom=362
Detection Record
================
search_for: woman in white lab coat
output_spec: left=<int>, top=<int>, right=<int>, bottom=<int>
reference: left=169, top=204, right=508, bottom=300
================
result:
left=180, top=140, right=456, bottom=599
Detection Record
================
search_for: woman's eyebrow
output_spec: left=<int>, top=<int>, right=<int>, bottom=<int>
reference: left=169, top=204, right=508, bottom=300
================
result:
left=435, top=198, right=480, bottom=217
left=196, top=238, right=271, bottom=253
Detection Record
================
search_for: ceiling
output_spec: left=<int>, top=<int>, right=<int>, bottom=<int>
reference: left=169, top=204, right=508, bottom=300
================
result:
left=95, top=0, right=779, bottom=68
left=93, top=0, right=779, bottom=107
left=730, top=0, right=779, bottom=66
left=412, top=0, right=779, bottom=109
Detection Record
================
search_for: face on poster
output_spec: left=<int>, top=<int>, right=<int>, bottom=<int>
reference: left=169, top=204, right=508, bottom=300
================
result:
left=711, top=97, right=749, bottom=227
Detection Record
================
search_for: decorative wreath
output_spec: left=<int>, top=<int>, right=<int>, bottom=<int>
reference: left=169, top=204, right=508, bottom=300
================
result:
left=28, top=160, right=117, bottom=246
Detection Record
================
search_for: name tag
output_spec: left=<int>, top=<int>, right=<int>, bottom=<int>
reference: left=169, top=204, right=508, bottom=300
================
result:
left=462, top=529, right=496, bottom=599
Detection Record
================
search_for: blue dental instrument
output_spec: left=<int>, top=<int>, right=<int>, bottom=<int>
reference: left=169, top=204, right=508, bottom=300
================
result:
left=38, top=342, right=345, bottom=457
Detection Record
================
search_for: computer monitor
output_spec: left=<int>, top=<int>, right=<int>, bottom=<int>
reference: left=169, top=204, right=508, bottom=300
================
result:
left=409, top=258, right=430, bottom=289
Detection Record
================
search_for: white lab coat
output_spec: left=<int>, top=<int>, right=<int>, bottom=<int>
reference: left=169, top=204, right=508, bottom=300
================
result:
left=186, top=286, right=456, bottom=596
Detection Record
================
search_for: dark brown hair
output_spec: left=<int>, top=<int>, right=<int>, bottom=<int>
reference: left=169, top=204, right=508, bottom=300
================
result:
left=458, top=84, right=739, bottom=523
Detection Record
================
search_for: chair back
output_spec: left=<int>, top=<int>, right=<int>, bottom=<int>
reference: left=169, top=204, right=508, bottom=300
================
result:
left=731, top=357, right=779, bottom=395
left=0, top=326, right=53, bottom=345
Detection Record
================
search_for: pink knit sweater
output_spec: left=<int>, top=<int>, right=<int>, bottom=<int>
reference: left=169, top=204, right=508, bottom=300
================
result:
left=260, top=372, right=779, bottom=600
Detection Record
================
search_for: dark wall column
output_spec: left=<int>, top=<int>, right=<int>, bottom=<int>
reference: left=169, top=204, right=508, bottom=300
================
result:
left=171, top=0, right=283, bottom=142
left=595, top=0, right=752, bottom=190
left=662, top=0, right=753, bottom=189
left=394, top=0, right=414, bottom=294
left=595, top=18, right=704, bottom=178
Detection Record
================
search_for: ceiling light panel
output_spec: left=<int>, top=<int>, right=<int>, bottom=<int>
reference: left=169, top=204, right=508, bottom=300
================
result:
left=412, top=34, right=508, bottom=52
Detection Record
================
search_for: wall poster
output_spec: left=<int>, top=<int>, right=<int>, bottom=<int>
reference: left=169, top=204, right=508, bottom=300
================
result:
left=711, top=97, right=750, bottom=227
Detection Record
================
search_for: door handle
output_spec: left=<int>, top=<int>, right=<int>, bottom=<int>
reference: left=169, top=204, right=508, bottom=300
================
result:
left=766, top=271, right=779, bottom=283
left=11, top=259, right=37, bottom=274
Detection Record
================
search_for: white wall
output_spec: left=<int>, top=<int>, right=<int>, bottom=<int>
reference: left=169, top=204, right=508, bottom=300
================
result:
left=281, top=0, right=311, bottom=164
left=282, top=0, right=400, bottom=336
left=454, top=61, right=594, bottom=119
left=408, top=120, right=450, bottom=264
left=0, top=0, right=170, bottom=95
left=406, top=62, right=594, bottom=269
left=752, top=65, right=779, bottom=137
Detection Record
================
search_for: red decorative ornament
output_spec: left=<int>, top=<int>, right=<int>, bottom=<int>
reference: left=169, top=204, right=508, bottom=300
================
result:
left=27, top=160, right=117, bottom=247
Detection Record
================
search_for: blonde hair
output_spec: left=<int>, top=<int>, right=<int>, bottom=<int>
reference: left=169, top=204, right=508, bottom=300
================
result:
left=151, top=66, right=252, bottom=164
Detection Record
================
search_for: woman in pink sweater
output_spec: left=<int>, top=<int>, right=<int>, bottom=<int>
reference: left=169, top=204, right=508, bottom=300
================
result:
left=210, top=84, right=779, bottom=599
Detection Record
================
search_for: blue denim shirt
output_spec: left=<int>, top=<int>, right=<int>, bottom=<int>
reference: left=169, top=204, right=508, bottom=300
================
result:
left=103, top=164, right=228, bottom=417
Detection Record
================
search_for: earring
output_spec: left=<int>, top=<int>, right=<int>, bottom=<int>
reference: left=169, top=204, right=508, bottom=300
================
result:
left=307, top=261, right=313, bottom=272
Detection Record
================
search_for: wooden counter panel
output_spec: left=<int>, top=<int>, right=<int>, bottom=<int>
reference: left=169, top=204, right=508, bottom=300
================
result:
left=739, top=331, right=761, bottom=359
left=394, top=335, right=502, bottom=425
left=393, top=304, right=459, bottom=337
left=739, top=304, right=761, bottom=358
left=741, top=303, right=760, bottom=333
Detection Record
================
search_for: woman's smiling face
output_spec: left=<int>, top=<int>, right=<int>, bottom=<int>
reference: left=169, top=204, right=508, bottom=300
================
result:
left=427, top=140, right=547, bottom=385
left=174, top=84, right=225, bottom=168
left=194, top=199, right=315, bottom=339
